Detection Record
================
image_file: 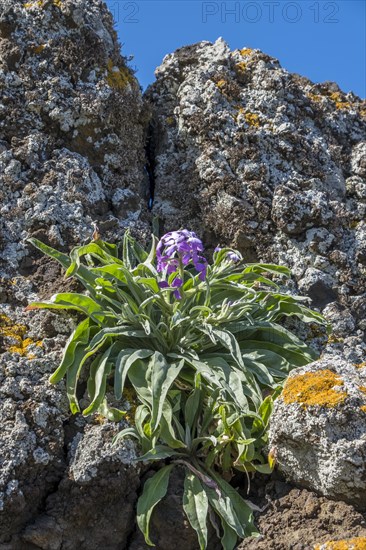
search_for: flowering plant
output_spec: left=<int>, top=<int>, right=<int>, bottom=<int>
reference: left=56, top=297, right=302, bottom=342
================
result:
left=27, top=230, right=324, bottom=549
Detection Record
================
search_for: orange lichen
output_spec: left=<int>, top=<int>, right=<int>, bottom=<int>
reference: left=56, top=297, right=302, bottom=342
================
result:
left=106, top=59, right=133, bottom=90
left=240, top=48, right=253, bottom=57
left=0, top=313, right=43, bottom=358
left=314, top=537, right=366, bottom=549
left=244, top=112, right=260, bottom=128
left=282, top=369, right=347, bottom=408
left=360, top=406, right=366, bottom=414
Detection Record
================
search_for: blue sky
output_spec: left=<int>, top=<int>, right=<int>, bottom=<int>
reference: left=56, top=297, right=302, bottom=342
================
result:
left=105, top=0, right=366, bottom=97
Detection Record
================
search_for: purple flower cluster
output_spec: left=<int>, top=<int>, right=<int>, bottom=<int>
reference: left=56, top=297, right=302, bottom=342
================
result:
left=158, top=278, right=183, bottom=299
left=157, top=230, right=208, bottom=298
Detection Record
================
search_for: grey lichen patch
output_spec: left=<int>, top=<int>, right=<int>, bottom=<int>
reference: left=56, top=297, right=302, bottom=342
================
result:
left=69, top=424, right=138, bottom=484
left=0, top=0, right=148, bottom=275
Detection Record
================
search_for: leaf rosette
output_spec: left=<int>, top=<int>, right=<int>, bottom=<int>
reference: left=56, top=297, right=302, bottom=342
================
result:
left=27, top=230, right=325, bottom=549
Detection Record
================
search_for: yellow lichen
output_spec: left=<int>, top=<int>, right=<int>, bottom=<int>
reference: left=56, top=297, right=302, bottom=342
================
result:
left=106, top=59, right=133, bottom=91
left=235, top=62, right=247, bottom=73
left=307, top=90, right=353, bottom=111
left=360, top=406, right=366, bottom=414
left=24, top=0, right=61, bottom=8
left=0, top=313, right=43, bottom=358
left=244, top=112, right=260, bottom=128
left=307, top=92, right=322, bottom=103
left=282, top=369, right=347, bottom=408
left=123, top=387, right=138, bottom=424
left=356, top=362, right=366, bottom=369
left=329, top=92, right=351, bottom=110
left=93, top=414, right=107, bottom=425
left=240, top=48, right=253, bottom=57
left=166, top=116, right=175, bottom=126
left=314, top=537, right=366, bottom=550
left=327, top=334, right=344, bottom=344
left=32, top=44, right=46, bottom=54
left=336, top=102, right=351, bottom=110
left=216, top=79, right=227, bottom=90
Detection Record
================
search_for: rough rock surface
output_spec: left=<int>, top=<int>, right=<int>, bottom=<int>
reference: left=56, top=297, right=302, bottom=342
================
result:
left=1, top=3, right=366, bottom=548
left=20, top=424, right=140, bottom=550
left=269, top=356, right=366, bottom=509
left=0, top=0, right=148, bottom=545
left=239, top=478, right=366, bottom=550
left=147, top=38, right=366, bottom=360
left=0, top=0, right=148, bottom=274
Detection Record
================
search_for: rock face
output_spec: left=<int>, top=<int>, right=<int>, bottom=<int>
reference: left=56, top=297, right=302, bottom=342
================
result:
left=0, top=0, right=148, bottom=546
left=1, top=4, right=366, bottom=547
left=21, top=424, right=140, bottom=550
left=269, top=357, right=366, bottom=510
left=147, top=38, right=366, bottom=360
left=0, top=0, right=148, bottom=274
left=239, top=482, right=366, bottom=550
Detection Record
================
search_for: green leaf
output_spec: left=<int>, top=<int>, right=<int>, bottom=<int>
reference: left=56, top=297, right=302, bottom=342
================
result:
left=114, top=349, right=154, bottom=400
left=150, top=354, right=184, bottom=432
left=65, top=341, right=96, bottom=414
left=213, top=475, right=258, bottom=538
left=137, top=445, right=182, bottom=462
left=221, top=521, right=238, bottom=550
left=97, top=399, right=126, bottom=422
left=243, top=263, right=291, bottom=277
left=205, top=486, right=246, bottom=540
left=128, top=361, right=153, bottom=405
left=27, top=237, right=71, bottom=269
left=82, top=344, right=117, bottom=415
left=122, top=229, right=149, bottom=269
left=87, top=326, right=148, bottom=351
left=49, top=318, right=96, bottom=384
left=28, top=293, right=104, bottom=322
left=113, top=426, right=140, bottom=445
left=27, top=238, right=103, bottom=295
left=65, top=242, right=123, bottom=278
left=185, top=387, right=202, bottom=432
left=256, top=395, right=274, bottom=428
left=159, top=402, right=187, bottom=449
left=134, top=404, right=153, bottom=453
left=137, top=465, right=174, bottom=546
left=253, top=463, right=273, bottom=474
left=183, top=474, right=209, bottom=550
